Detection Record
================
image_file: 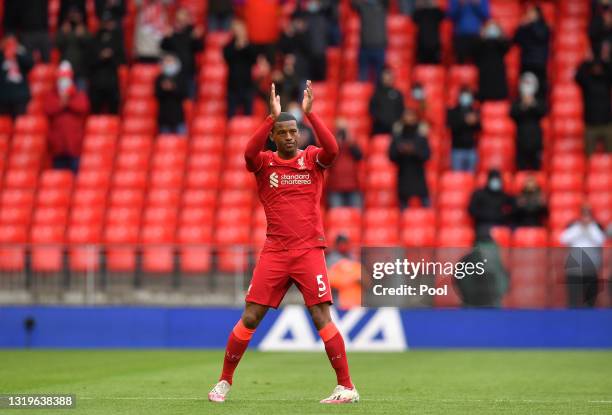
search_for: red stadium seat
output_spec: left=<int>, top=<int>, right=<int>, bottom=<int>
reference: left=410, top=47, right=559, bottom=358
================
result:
left=79, top=152, right=114, bottom=170
left=106, top=206, right=142, bottom=225
left=149, top=168, right=184, bottom=189
left=218, top=190, right=253, bottom=208
left=512, top=227, right=548, bottom=247
left=362, top=226, right=399, bottom=246
left=115, top=151, right=150, bottom=171
left=36, top=187, right=72, bottom=207
left=104, top=224, right=139, bottom=272
left=70, top=205, right=104, bottom=225
left=0, top=205, right=31, bottom=225
left=549, top=173, right=583, bottom=193
left=67, top=224, right=102, bottom=272
left=549, top=192, right=583, bottom=211
left=151, top=152, right=187, bottom=170
left=109, top=189, right=145, bottom=207
left=190, top=135, right=224, bottom=154
left=182, top=189, right=217, bottom=208
left=119, top=135, right=153, bottom=153
left=15, top=115, right=48, bottom=135
left=0, top=224, right=28, bottom=271
left=589, top=154, right=611, bottom=173
left=436, top=227, right=474, bottom=247
left=216, top=207, right=251, bottom=226
left=438, top=208, right=472, bottom=228
left=513, top=172, right=547, bottom=194
left=326, top=207, right=362, bottom=229
left=178, top=225, right=213, bottom=273
left=123, top=99, right=158, bottom=118
left=148, top=188, right=181, bottom=207
left=8, top=151, right=43, bottom=170
left=72, top=188, right=107, bottom=207
left=185, top=170, right=220, bottom=189
left=30, top=224, right=65, bottom=272
left=550, top=154, right=586, bottom=173
left=439, top=171, right=474, bottom=192
left=549, top=208, right=580, bottom=231
left=490, top=226, right=512, bottom=247
left=437, top=190, right=471, bottom=209
left=180, top=207, right=214, bottom=226
left=191, top=116, right=226, bottom=136
left=33, top=206, right=69, bottom=225
left=11, top=134, right=46, bottom=153
left=75, top=169, right=112, bottom=189
left=85, top=115, right=120, bottom=136
left=221, top=169, right=255, bottom=190
left=401, top=225, right=436, bottom=247
left=141, top=224, right=175, bottom=273
left=4, top=169, right=38, bottom=189
left=121, top=117, right=157, bottom=135
left=144, top=206, right=178, bottom=226
left=587, top=173, right=611, bottom=193
left=112, top=169, right=148, bottom=189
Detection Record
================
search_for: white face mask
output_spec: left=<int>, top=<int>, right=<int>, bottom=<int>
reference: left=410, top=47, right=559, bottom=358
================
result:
left=519, top=82, right=537, bottom=97
left=488, top=178, right=502, bottom=192
left=412, top=87, right=424, bottom=101
left=57, top=77, right=73, bottom=93
left=459, top=92, right=473, bottom=107
left=163, top=62, right=181, bottom=77
left=484, top=25, right=501, bottom=39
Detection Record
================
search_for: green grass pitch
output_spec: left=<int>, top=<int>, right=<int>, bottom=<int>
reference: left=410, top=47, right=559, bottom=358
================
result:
left=1, top=350, right=611, bottom=415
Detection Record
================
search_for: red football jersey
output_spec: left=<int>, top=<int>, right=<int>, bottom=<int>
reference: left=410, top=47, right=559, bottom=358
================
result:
left=251, top=145, right=327, bottom=251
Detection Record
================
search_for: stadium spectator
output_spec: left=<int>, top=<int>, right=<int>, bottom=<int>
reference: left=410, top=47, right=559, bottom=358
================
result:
left=351, top=0, right=388, bottom=82
left=279, top=12, right=311, bottom=81
left=154, top=54, right=188, bottom=134
left=448, top=0, right=490, bottom=63
left=475, top=20, right=510, bottom=101
left=407, top=82, right=433, bottom=127
left=560, top=205, right=606, bottom=307
left=327, top=119, right=363, bottom=208
left=513, top=175, right=548, bottom=227
left=589, top=0, right=612, bottom=58
left=88, top=14, right=125, bottom=115
left=133, top=0, right=170, bottom=63
left=468, top=169, right=514, bottom=234
left=208, top=0, right=234, bottom=32
left=2, top=0, right=51, bottom=62
left=44, top=61, right=90, bottom=174
left=510, top=72, right=547, bottom=170
left=455, top=228, right=509, bottom=307
left=56, top=8, right=92, bottom=90
left=0, top=35, right=33, bottom=118
left=513, top=5, right=550, bottom=99
left=369, top=67, right=405, bottom=135
left=412, top=0, right=445, bottom=64
left=224, top=20, right=257, bottom=118
left=301, top=1, right=331, bottom=81
left=447, top=86, right=480, bottom=172
left=327, top=235, right=362, bottom=309
left=95, top=0, right=127, bottom=23
left=398, top=0, right=416, bottom=15
left=271, top=54, right=302, bottom=106
left=161, top=8, right=204, bottom=98
left=575, top=51, right=612, bottom=156
left=59, top=0, right=87, bottom=25
left=239, top=0, right=283, bottom=64
left=389, top=108, right=431, bottom=209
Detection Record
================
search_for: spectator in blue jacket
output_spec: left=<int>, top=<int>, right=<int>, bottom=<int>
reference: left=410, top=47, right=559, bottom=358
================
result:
left=448, top=0, right=490, bottom=63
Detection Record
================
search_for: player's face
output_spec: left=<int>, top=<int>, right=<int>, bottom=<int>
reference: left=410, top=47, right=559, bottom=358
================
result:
left=272, top=120, right=299, bottom=154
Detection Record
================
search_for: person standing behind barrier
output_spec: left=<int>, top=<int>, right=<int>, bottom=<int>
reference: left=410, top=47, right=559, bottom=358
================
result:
left=560, top=205, right=607, bottom=308
left=351, top=0, right=388, bottom=82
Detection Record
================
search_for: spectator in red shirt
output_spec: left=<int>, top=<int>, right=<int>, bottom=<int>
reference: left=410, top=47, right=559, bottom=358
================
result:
left=327, top=118, right=363, bottom=208
left=238, top=0, right=284, bottom=64
left=44, top=61, right=90, bottom=173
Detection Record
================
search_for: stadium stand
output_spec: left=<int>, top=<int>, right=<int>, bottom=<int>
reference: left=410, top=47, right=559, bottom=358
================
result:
left=0, top=0, right=609, bottom=308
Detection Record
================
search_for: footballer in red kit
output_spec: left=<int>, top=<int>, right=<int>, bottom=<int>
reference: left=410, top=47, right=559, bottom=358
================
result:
left=208, top=81, right=359, bottom=404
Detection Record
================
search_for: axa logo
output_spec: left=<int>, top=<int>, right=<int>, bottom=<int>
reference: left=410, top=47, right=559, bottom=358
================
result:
left=269, top=172, right=279, bottom=188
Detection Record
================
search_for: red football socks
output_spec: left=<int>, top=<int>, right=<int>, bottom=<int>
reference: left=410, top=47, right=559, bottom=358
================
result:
left=318, top=322, right=353, bottom=389
left=220, top=320, right=255, bottom=385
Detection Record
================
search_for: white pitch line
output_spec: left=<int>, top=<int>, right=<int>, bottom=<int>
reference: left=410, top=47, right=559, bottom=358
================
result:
left=77, top=397, right=612, bottom=404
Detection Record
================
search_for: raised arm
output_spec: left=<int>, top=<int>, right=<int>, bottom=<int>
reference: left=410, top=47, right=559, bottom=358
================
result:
left=302, top=80, right=339, bottom=167
left=244, top=83, right=280, bottom=172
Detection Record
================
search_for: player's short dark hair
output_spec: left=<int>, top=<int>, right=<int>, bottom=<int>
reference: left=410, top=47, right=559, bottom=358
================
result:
left=275, top=112, right=297, bottom=123
left=272, top=112, right=298, bottom=132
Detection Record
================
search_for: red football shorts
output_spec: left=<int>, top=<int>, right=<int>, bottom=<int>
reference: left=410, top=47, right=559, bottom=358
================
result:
left=245, top=247, right=333, bottom=308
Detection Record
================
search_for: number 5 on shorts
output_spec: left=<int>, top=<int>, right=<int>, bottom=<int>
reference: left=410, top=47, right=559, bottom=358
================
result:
left=316, top=274, right=326, bottom=293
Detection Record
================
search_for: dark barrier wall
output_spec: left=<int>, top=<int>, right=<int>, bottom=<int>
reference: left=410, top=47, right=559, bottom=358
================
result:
left=1, top=306, right=611, bottom=349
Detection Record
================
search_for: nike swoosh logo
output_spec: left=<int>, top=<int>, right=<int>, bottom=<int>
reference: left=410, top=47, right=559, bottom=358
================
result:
left=318, top=291, right=328, bottom=298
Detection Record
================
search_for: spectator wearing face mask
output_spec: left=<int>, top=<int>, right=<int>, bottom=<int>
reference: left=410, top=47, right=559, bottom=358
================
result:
left=575, top=50, right=612, bottom=156
left=447, top=86, right=481, bottom=172
left=327, top=234, right=362, bottom=309
left=269, top=54, right=302, bottom=106
left=389, top=108, right=431, bottom=209
left=468, top=169, right=515, bottom=235
left=155, top=54, right=188, bottom=134
left=279, top=13, right=312, bottom=81
left=475, top=20, right=510, bottom=101
left=224, top=20, right=258, bottom=118
left=412, top=0, right=445, bottom=64
left=55, top=8, right=92, bottom=90
left=351, top=0, right=389, bottom=82
left=510, top=72, right=547, bottom=170
left=0, top=34, right=34, bottom=118
left=160, top=7, right=204, bottom=98
left=327, top=118, right=363, bottom=208
left=514, top=5, right=550, bottom=99
left=513, top=175, right=547, bottom=227
left=369, top=67, right=405, bottom=135
left=44, top=61, right=90, bottom=173
left=448, top=0, right=490, bottom=63
left=560, top=205, right=607, bottom=308
left=88, top=13, right=125, bottom=114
